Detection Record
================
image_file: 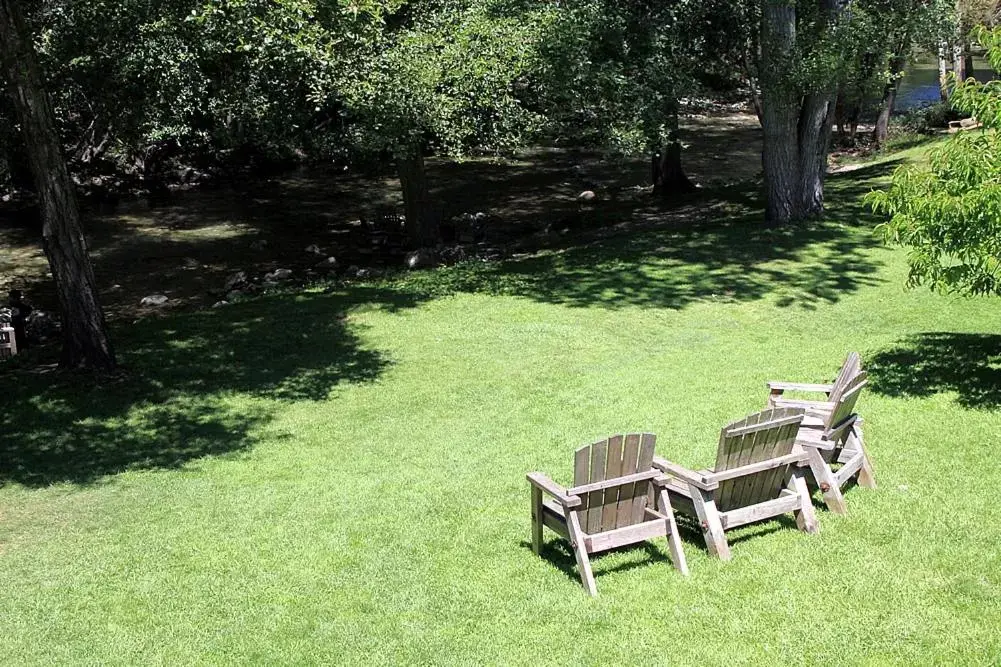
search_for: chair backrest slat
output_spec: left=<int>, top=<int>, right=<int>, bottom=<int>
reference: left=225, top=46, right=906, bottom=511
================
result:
left=825, top=371, right=867, bottom=439
left=600, top=436, right=625, bottom=532
left=829, top=352, right=862, bottom=403
left=577, top=438, right=607, bottom=533
left=573, top=433, right=658, bottom=534
left=713, top=408, right=805, bottom=512
left=614, top=434, right=641, bottom=529
left=574, top=444, right=595, bottom=530
left=632, top=434, right=657, bottom=525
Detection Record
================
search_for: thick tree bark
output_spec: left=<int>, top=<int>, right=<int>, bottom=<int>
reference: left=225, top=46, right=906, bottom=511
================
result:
left=397, top=150, right=438, bottom=247
left=798, top=93, right=836, bottom=217
left=652, top=105, right=696, bottom=197
left=761, top=0, right=801, bottom=224
left=760, top=0, right=844, bottom=224
left=0, top=0, right=115, bottom=370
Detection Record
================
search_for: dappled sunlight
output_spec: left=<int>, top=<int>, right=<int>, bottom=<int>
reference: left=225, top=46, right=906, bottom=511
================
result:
left=0, top=288, right=406, bottom=487
left=396, top=219, right=885, bottom=310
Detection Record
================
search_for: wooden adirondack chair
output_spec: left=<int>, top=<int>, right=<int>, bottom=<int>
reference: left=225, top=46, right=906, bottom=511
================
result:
left=653, top=408, right=818, bottom=561
left=795, top=371, right=876, bottom=514
left=0, top=326, right=16, bottom=359
left=527, top=433, right=688, bottom=596
left=767, top=352, right=862, bottom=416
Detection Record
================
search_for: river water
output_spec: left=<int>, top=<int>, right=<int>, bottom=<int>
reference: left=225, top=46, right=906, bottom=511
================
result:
left=897, top=56, right=996, bottom=110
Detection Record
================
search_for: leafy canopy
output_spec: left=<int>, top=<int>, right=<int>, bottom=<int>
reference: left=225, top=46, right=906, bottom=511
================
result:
left=867, top=26, right=1001, bottom=297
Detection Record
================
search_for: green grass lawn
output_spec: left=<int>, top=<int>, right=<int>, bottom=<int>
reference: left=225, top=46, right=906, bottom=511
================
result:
left=3, top=148, right=1001, bottom=664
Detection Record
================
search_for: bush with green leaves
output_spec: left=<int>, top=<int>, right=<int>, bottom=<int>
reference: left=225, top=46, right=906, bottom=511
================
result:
left=899, top=102, right=961, bottom=135
left=532, top=0, right=743, bottom=156
left=19, top=0, right=395, bottom=175
left=337, top=0, right=554, bottom=162
left=867, top=26, right=1001, bottom=296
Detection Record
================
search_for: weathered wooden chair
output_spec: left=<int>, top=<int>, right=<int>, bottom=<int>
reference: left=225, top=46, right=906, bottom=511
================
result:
left=767, top=351, right=862, bottom=418
left=652, top=408, right=818, bottom=561
left=795, top=371, right=876, bottom=514
left=527, top=433, right=688, bottom=596
left=0, top=326, right=16, bottom=359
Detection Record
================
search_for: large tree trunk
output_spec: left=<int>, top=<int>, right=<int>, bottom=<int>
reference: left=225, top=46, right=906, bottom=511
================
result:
left=652, top=104, right=696, bottom=197
left=761, top=0, right=801, bottom=224
left=874, top=53, right=907, bottom=146
left=760, top=0, right=844, bottom=224
left=797, top=92, right=836, bottom=218
left=0, top=0, right=116, bottom=371
left=397, top=150, right=438, bottom=248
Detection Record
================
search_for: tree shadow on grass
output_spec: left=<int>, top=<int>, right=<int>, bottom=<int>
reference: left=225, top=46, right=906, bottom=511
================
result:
left=867, top=332, right=1001, bottom=409
left=0, top=287, right=415, bottom=487
left=402, top=216, right=885, bottom=311
left=396, top=158, right=900, bottom=311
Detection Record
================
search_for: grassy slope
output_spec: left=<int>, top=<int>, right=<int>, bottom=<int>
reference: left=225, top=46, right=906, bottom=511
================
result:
left=2, top=143, right=1000, bottom=664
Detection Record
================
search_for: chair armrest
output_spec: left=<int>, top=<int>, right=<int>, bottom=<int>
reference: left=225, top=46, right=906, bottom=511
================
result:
left=650, top=474, right=672, bottom=488
left=652, top=456, right=717, bottom=491
left=772, top=397, right=836, bottom=412
left=767, top=381, right=834, bottom=395
left=526, top=472, right=582, bottom=508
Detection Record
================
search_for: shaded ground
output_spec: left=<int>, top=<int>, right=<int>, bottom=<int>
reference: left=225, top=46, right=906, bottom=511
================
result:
left=0, top=287, right=407, bottom=486
left=0, top=114, right=764, bottom=324
left=867, top=332, right=1001, bottom=410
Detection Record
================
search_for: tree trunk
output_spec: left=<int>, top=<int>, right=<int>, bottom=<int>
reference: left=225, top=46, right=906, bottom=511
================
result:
left=652, top=104, right=696, bottom=197
left=953, top=43, right=967, bottom=82
left=761, top=0, right=801, bottom=224
left=797, top=92, right=836, bottom=218
left=874, top=53, right=906, bottom=146
left=0, top=0, right=116, bottom=371
left=834, top=89, right=846, bottom=140
left=742, top=41, right=764, bottom=124
left=397, top=150, right=438, bottom=248
left=939, top=42, right=951, bottom=100
left=760, top=0, right=844, bottom=224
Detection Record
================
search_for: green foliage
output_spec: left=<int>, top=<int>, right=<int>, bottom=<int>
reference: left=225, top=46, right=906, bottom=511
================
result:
left=24, top=0, right=396, bottom=169
left=867, top=27, right=1001, bottom=296
left=532, top=0, right=740, bottom=155
left=338, top=0, right=554, bottom=160
left=899, top=102, right=961, bottom=134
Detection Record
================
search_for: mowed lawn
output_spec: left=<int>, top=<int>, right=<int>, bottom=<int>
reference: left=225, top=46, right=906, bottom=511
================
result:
left=2, top=151, right=1001, bottom=664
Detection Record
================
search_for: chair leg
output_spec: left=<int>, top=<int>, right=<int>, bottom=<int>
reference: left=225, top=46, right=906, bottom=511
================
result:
left=657, top=489, right=689, bottom=576
left=530, top=487, right=543, bottom=555
left=566, top=511, right=597, bottom=596
left=790, top=470, right=819, bottom=533
left=768, top=388, right=782, bottom=408
left=806, top=448, right=847, bottom=514
left=689, top=485, right=730, bottom=561
left=852, top=427, right=877, bottom=489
